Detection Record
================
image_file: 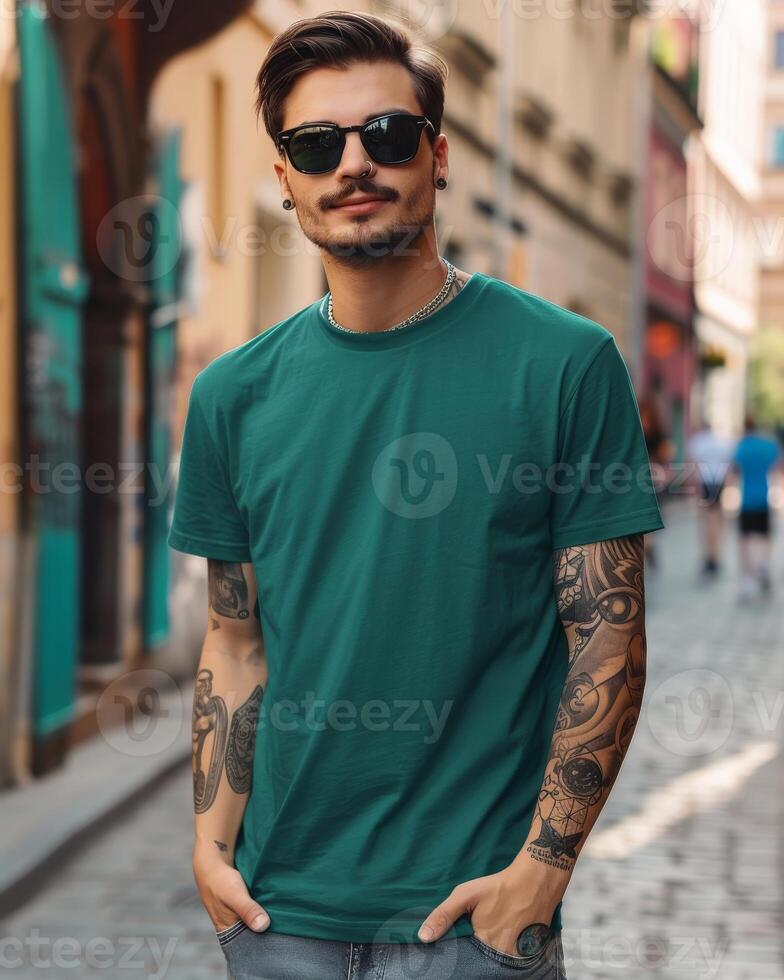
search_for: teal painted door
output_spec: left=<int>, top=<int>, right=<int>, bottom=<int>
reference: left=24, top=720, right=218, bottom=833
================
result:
left=144, top=130, right=183, bottom=648
left=18, top=4, right=88, bottom=742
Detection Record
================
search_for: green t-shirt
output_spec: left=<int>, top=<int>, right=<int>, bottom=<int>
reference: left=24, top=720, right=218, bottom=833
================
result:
left=168, top=271, right=664, bottom=944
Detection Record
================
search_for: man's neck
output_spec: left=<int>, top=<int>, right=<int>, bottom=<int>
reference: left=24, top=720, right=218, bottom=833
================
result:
left=322, top=242, right=471, bottom=334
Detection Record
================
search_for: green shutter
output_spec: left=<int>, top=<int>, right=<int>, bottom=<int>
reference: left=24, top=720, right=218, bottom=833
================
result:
left=144, top=130, right=183, bottom=648
left=18, top=3, right=89, bottom=739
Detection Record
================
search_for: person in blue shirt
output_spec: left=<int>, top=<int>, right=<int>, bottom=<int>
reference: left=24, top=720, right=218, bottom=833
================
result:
left=733, top=416, right=781, bottom=599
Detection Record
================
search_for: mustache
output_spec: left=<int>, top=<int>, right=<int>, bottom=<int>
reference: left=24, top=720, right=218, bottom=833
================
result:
left=322, top=179, right=399, bottom=209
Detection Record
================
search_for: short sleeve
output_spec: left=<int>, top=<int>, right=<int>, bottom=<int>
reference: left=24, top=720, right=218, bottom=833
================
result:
left=549, top=337, right=665, bottom=549
left=167, top=374, right=252, bottom=561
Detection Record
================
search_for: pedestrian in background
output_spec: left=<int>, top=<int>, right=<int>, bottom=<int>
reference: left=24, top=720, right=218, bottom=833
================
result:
left=732, top=415, right=781, bottom=600
left=687, top=419, right=734, bottom=578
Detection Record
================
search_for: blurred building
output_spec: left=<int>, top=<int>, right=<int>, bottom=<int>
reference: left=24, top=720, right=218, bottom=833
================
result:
left=759, top=0, right=784, bottom=330
left=148, top=2, right=326, bottom=415
left=3, top=0, right=254, bottom=785
left=690, top=0, right=766, bottom=438
left=4, top=0, right=699, bottom=784
left=425, top=0, right=645, bottom=350
left=636, top=9, right=702, bottom=468
left=1, top=15, right=19, bottom=785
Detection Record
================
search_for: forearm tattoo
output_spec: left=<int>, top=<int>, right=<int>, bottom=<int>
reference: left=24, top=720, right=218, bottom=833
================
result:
left=192, top=669, right=264, bottom=812
left=526, top=534, right=646, bottom=871
left=225, top=685, right=264, bottom=794
left=192, top=668, right=228, bottom=813
left=193, top=562, right=264, bottom=814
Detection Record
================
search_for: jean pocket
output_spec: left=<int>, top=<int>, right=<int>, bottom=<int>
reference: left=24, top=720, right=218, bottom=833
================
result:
left=470, top=925, right=558, bottom=975
left=215, top=919, right=250, bottom=947
left=471, top=934, right=535, bottom=970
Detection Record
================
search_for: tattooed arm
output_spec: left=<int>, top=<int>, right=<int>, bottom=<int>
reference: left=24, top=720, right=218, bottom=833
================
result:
left=418, top=534, right=647, bottom=955
left=192, top=559, right=270, bottom=934
left=508, top=534, right=647, bottom=913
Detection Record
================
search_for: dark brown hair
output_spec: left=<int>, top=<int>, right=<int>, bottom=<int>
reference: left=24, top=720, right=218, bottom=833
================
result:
left=254, top=10, right=448, bottom=150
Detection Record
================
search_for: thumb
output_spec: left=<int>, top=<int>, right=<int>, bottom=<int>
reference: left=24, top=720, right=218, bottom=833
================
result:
left=240, top=900, right=270, bottom=932
left=418, top=887, right=471, bottom=943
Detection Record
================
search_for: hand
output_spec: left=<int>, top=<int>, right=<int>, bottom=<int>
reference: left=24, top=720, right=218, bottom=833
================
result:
left=193, top=845, right=270, bottom=933
left=417, top=862, right=563, bottom=957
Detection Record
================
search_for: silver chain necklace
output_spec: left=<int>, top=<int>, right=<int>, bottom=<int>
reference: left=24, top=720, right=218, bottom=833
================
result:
left=326, top=259, right=457, bottom=333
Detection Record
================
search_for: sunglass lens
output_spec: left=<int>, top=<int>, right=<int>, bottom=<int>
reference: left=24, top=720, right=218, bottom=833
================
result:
left=289, top=126, right=343, bottom=173
left=362, top=115, right=421, bottom=164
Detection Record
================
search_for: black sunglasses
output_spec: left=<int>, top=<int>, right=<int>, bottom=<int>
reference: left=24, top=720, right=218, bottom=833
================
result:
left=277, top=112, right=435, bottom=175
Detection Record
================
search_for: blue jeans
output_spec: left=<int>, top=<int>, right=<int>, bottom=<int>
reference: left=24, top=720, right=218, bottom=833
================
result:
left=215, top=921, right=567, bottom=979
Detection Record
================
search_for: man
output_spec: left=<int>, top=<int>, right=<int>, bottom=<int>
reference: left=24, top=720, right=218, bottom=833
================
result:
left=732, top=416, right=780, bottom=600
left=168, top=11, right=664, bottom=979
left=687, top=420, right=734, bottom=577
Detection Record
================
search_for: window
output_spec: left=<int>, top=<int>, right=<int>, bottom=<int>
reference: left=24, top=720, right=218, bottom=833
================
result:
left=209, top=76, right=226, bottom=237
left=775, top=30, right=784, bottom=69
left=772, top=127, right=784, bottom=168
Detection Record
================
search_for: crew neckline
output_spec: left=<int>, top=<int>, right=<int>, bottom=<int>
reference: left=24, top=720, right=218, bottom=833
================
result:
left=313, top=271, right=490, bottom=350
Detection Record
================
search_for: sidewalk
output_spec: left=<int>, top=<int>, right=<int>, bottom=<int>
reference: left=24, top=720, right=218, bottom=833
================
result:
left=0, top=682, right=193, bottom=918
left=0, top=547, right=205, bottom=916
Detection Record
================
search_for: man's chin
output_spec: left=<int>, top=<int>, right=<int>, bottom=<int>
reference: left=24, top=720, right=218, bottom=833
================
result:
left=310, top=224, right=427, bottom=262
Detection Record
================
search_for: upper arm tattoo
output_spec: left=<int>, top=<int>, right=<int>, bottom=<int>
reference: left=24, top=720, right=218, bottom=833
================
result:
left=206, top=559, right=261, bottom=626
left=526, top=534, right=646, bottom=871
left=208, top=561, right=252, bottom=619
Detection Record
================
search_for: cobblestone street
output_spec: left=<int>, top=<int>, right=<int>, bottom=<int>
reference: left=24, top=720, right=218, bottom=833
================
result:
left=2, top=503, right=783, bottom=980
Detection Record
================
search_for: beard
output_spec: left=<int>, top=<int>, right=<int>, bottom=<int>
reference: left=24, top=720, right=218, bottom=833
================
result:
left=295, top=182, right=435, bottom=268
